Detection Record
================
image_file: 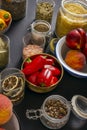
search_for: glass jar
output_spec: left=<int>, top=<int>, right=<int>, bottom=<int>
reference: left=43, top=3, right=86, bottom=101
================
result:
left=22, top=32, right=44, bottom=59
left=31, top=20, right=51, bottom=41
left=0, top=34, right=10, bottom=69
left=55, top=0, right=87, bottom=38
left=31, top=20, right=52, bottom=49
left=35, top=0, right=55, bottom=24
left=26, top=95, right=87, bottom=129
left=1, top=0, right=26, bottom=21
left=26, top=95, right=71, bottom=129
left=0, top=68, right=25, bottom=105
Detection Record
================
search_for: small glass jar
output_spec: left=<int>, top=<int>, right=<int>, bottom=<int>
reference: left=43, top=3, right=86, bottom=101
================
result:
left=0, top=68, right=25, bottom=105
left=1, top=0, right=26, bottom=21
left=55, top=0, right=87, bottom=38
left=31, top=20, right=51, bottom=40
left=35, top=0, right=55, bottom=24
left=22, top=32, right=44, bottom=59
left=0, top=34, right=10, bottom=69
left=26, top=95, right=87, bottom=129
left=31, top=20, right=52, bottom=49
left=26, top=95, right=71, bottom=129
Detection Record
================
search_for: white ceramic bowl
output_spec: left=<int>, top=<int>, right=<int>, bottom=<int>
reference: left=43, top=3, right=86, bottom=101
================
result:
left=56, top=36, right=87, bottom=78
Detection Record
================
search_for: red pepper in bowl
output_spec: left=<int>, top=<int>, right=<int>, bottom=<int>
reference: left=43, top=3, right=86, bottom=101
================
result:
left=45, top=58, right=54, bottom=65
left=27, top=71, right=39, bottom=86
left=23, top=58, right=32, bottom=68
left=22, top=55, right=46, bottom=75
left=50, top=76, right=58, bottom=86
left=44, top=65, right=61, bottom=76
left=37, top=68, right=53, bottom=87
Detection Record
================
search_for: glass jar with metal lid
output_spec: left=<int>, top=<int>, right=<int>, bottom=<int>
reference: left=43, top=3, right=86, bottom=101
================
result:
left=55, top=0, right=87, bottom=38
left=26, top=94, right=87, bottom=129
left=1, top=0, right=26, bottom=21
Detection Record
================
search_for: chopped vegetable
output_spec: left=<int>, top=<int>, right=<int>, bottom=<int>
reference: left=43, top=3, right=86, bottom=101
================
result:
left=22, top=55, right=46, bottom=75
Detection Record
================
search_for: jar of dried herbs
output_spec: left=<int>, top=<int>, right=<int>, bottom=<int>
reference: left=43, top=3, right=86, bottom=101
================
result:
left=35, top=0, right=55, bottom=24
left=1, top=0, right=26, bottom=21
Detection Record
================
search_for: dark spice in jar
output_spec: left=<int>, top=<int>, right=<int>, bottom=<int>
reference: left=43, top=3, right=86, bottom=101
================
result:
left=45, top=99, right=67, bottom=119
left=1, top=0, right=26, bottom=21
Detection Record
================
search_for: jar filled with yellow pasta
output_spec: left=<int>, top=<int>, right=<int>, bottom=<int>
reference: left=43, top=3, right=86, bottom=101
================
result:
left=55, top=0, right=87, bottom=38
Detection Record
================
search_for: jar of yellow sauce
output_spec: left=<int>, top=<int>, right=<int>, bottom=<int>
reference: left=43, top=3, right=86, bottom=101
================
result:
left=55, top=0, right=87, bottom=38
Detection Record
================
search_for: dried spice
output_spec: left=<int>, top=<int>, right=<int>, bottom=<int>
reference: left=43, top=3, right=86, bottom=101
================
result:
left=56, top=1, right=87, bottom=38
left=1, top=0, right=26, bottom=21
left=35, top=1, right=55, bottom=23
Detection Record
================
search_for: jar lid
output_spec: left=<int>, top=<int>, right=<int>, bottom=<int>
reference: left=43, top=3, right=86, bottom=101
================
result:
left=71, top=95, right=87, bottom=119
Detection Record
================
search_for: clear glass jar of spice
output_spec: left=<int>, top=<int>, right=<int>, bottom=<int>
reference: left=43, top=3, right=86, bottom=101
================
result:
left=55, top=0, right=87, bottom=38
left=35, top=0, right=55, bottom=24
left=1, top=0, right=26, bottom=21
left=26, top=95, right=87, bottom=129
left=26, top=95, right=71, bottom=129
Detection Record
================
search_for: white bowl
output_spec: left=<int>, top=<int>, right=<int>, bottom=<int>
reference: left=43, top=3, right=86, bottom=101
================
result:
left=56, top=36, right=87, bottom=78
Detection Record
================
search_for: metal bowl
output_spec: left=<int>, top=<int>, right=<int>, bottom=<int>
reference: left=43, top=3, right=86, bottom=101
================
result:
left=21, top=53, right=64, bottom=93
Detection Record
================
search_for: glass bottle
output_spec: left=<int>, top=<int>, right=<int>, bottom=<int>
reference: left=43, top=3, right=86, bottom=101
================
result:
left=55, top=0, right=87, bottom=38
left=1, top=0, right=26, bottom=21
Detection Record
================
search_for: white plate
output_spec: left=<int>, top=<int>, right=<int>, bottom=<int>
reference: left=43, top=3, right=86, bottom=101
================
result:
left=1, top=112, right=20, bottom=130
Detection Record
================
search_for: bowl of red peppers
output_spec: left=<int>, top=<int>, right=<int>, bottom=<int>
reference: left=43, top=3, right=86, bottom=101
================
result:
left=21, top=53, right=64, bottom=93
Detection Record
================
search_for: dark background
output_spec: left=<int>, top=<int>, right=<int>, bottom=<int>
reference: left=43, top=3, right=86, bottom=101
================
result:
left=3, top=0, right=87, bottom=130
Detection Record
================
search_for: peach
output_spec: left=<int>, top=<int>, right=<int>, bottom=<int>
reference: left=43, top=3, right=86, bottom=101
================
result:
left=0, top=94, right=13, bottom=125
left=65, top=50, right=86, bottom=70
left=0, top=128, right=5, bottom=130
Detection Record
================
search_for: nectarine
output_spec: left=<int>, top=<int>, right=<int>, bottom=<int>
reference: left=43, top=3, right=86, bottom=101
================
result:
left=65, top=50, right=86, bottom=70
left=0, top=94, right=13, bottom=125
left=66, top=28, right=86, bottom=50
left=82, top=43, right=87, bottom=60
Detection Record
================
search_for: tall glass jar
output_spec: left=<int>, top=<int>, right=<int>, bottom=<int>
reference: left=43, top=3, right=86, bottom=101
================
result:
left=35, top=0, right=55, bottom=24
left=1, top=0, right=26, bottom=21
left=55, top=0, right=87, bottom=38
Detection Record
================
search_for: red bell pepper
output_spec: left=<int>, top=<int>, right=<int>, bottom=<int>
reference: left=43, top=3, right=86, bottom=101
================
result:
left=22, top=55, right=46, bottom=75
left=44, top=65, right=61, bottom=76
left=37, top=68, right=53, bottom=87
left=45, top=58, right=54, bottom=65
left=50, top=76, right=58, bottom=86
left=27, top=71, right=39, bottom=86
left=23, top=58, right=32, bottom=68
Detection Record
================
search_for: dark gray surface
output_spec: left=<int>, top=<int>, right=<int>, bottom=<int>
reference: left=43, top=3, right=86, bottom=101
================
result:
left=2, top=0, right=87, bottom=130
